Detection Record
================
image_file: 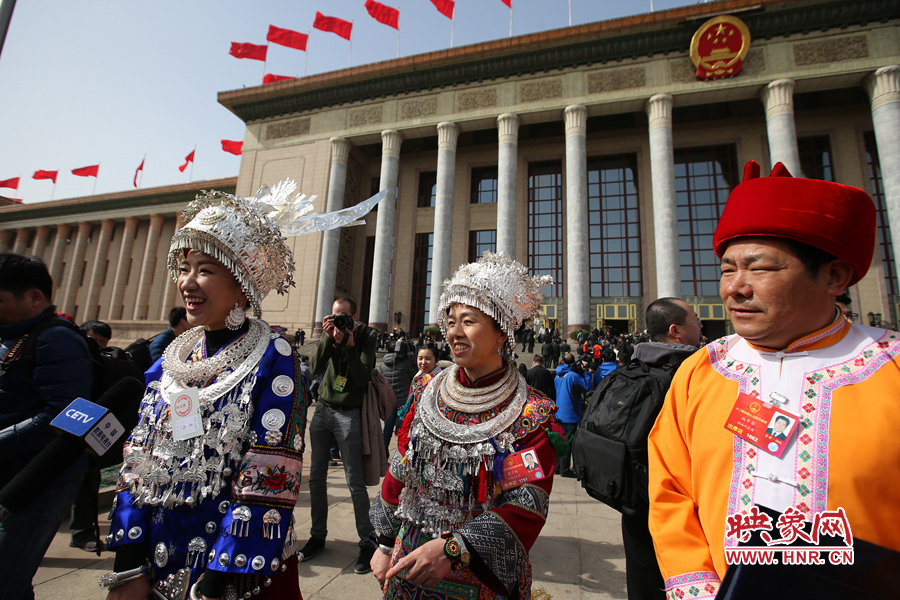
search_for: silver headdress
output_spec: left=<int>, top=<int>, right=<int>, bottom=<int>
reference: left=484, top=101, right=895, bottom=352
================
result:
left=437, top=251, right=552, bottom=353
left=168, top=180, right=386, bottom=316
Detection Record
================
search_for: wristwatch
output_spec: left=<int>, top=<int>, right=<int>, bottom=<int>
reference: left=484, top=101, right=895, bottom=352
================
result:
left=441, top=531, right=470, bottom=568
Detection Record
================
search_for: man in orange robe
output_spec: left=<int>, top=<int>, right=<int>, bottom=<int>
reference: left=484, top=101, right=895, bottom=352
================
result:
left=648, top=161, right=900, bottom=599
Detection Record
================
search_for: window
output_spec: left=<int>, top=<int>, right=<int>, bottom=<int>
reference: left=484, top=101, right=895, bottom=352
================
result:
left=358, top=236, right=376, bottom=324
left=865, top=131, right=898, bottom=295
left=675, top=145, right=739, bottom=297
left=528, top=160, right=563, bottom=297
left=470, top=166, right=498, bottom=204
left=417, top=171, right=437, bottom=208
left=469, top=230, right=497, bottom=262
left=409, top=232, right=434, bottom=336
left=587, top=154, right=642, bottom=297
left=798, top=135, right=834, bottom=181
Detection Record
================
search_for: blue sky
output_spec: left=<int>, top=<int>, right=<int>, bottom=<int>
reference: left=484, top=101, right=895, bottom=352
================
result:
left=0, top=0, right=699, bottom=203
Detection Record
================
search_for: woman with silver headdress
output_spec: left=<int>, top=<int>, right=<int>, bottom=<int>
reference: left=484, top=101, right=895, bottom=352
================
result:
left=369, top=252, right=558, bottom=600
left=102, top=182, right=384, bottom=600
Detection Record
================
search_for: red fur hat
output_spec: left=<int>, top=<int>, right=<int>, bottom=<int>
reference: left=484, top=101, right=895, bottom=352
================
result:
left=713, top=161, right=876, bottom=285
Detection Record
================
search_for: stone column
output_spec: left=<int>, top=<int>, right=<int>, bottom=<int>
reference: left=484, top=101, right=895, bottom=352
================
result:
left=313, top=137, right=352, bottom=337
left=0, top=230, right=13, bottom=253
left=83, top=219, right=115, bottom=321
left=368, top=130, right=403, bottom=333
left=646, top=94, right=681, bottom=299
left=564, top=105, right=590, bottom=335
left=160, top=213, right=186, bottom=320
left=428, top=122, right=460, bottom=327
left=760, top=79, right=802, bottom=176
left=48, top=223, right=72, bottom=296
left=865, top=65, right=900, bottom=286
left=497, top=113, right=520, bottom=258
left=108, top=217, right=139, bottom=320
left=132, top=214, right=165, bottom=320
left=12, top=228, right=29, bottom=254
left=60, top=222, right=93, bottom=318
left=31, top=226, right=51, bottom=259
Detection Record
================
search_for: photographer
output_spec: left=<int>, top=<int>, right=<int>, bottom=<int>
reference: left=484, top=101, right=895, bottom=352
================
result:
left=554, top=352, right=591, bottom=478
left=302, top=297, right=379, bottom=574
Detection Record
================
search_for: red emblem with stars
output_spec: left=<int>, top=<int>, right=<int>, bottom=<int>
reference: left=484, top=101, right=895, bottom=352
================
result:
left=690, top=15, right=751, bottom=80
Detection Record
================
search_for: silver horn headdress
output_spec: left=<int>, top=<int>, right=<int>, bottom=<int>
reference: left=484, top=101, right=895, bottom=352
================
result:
left=437, top=251, right=552, bottom=353
left=168, top=179, right=386, bottom=315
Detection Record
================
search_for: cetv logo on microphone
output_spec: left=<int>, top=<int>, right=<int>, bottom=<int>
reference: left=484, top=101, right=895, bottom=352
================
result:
left=50, top=398, right=124, bottom=456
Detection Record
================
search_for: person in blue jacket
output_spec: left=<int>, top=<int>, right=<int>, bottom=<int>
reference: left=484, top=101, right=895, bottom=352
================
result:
left=554, top=353, right=591, bottom=477
left=103, top=180, right=384, bottom=600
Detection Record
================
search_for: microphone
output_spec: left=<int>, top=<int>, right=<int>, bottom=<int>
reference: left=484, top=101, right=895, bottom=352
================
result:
left=0, top=376, right=145, bottom=522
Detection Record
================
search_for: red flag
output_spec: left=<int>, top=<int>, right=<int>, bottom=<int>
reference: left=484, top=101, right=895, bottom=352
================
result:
left=221, top=140, right=243, bottom=155
left=0, top=177, right=19, bottom=190
left=229, top=42, right=268, bottom=61
left=134, top=158, right=144, bottom=188
left=179, top=150, right=195, bottom=173
left=430, top=0, right=454, bottom=19
left=267, top=25, right=308, bottom=51
left=71, top=165, right=99, bottom=178
left=365, top=1, right=399, bottom=29
left=313, top=12, right=353, bottom=40
left=500, top=0, right=511, bottom=6
left=33, top=170, right=58, bottom=183
left=263, top=73, right=294, bottom=85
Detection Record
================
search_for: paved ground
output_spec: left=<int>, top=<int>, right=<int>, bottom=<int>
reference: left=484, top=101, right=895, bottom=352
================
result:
left=35, top=344, right=625, bottom=600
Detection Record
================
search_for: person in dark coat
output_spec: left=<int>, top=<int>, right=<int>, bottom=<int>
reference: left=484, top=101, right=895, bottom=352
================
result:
left=549, top=338, right=561, bottom=369
left=525, top=355, right=555, bottom=401
left=378, top=339, right=417, bottom=451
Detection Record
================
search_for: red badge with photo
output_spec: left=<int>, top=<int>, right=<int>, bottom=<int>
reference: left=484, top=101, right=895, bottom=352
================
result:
left=500, top=447, right=545, bottom=490
left=724, top=392, right=799, bottom=458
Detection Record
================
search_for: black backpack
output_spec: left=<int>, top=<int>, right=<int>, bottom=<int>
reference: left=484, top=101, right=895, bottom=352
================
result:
left=571, top=358, right=675, bottom=515
left=2, top=318, right=146, bottom=468
left=124, top=335, right=156, bottom=374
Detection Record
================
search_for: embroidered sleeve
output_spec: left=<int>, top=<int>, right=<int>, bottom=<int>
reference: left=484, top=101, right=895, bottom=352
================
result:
left=664, top=571, right=721, bottom=600
left=209, top=340, right=310, bottom=575
left=457, top=427, right=554, bottom=595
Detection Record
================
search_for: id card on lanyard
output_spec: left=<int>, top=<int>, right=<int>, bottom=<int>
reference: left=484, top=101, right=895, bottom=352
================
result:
left=724, top=392, right=799, bottom=457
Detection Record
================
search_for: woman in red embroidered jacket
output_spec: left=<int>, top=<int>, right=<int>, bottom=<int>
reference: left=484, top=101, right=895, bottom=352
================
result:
left=369, top=252, right=557, bottom=600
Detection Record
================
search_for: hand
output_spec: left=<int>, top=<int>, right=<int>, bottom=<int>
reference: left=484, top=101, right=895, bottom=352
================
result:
left=371, top=547, right=392, bottom=589
left=106, top=576, right=150, bottom=600
left=385, top=538, right=451, bottom=589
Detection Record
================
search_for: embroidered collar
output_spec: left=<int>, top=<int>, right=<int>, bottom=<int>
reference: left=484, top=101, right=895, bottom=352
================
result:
left=458, top=362, right=507, bottom=387
left=747, top=310, right=851, bottom=354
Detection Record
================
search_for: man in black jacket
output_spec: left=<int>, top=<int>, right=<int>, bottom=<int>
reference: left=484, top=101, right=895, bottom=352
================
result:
left=0, top=253, right=93, bottom=599
left=622, top=297, right=701, bottom=600
left=378, top=338, right=416, bottom=450
left=525, top=355, right=555, bottom=401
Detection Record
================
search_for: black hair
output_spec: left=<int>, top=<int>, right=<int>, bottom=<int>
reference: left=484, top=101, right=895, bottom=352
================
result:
left=601, top=347, right=617, bottom=363
left=783, top=239, right=837, bottom=281
left=562, top=353, right=575, bottom=365
left=168, top=306, right=187, bottom=328
left=0, top=252, right=53, bottom=299
left=835, top=290, right=852, bottom=307
left=417, top=343, right=438, bottom=359
left=775, top=415, right=790, bottom=426
left=334, top=296, right=358, bottom=315
left=646, top=298, right=689, bottom=343
left=80, top=320, right=112, bottom=340
left=532, top=354, right=544, bottom=364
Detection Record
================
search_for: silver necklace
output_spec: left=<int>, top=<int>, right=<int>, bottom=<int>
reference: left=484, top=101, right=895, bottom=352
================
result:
left=440, top=363, right=518, bottom=413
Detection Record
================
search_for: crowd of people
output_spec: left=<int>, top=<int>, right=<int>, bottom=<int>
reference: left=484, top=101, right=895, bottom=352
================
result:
left=1, top=160, right=897, bottom=600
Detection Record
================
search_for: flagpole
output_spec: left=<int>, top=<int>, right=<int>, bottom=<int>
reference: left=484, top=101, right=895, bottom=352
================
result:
left=189, top=145, right=196, bottom=182
left=450, top=14, right=454, bottom=48
left=349, top=21, right=353, bottom=68
left=569, top=0, right=572, bottom=26
left=139, top=154, right=146, bottom=189
left=509, top=6, right=512, bottom=38
left=92, top=164, right=98, bottom=195
left=304, top=31, right=310, bottom=76
left=263, top=44, right=268, bottom=80
left=50, top=181, right=56, bottom=201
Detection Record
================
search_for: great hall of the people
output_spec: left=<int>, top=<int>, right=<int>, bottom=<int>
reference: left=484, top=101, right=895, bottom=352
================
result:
left=2, top=0, right=900, bottom=344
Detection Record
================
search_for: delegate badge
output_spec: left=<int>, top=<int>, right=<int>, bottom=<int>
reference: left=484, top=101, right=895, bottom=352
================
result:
left=332, top=375, right=348, bottom=392
left=724, top=392, right=799, bottom=457
left=169, top=386, right=203, bottom=441
left=500, top=447, right=545, bottom=490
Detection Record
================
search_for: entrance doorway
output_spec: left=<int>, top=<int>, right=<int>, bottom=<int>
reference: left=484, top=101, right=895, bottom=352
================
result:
left=701, top=320, right=729, bottom=341
left=602, top=320, right=632, bottom=337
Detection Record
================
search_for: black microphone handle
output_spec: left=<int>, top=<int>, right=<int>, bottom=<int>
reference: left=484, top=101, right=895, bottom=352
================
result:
left=0, top=376, right=145, bottom=520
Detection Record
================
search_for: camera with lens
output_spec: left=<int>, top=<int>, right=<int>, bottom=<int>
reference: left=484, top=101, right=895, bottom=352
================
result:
left=332, top=312, right=354, bottom=331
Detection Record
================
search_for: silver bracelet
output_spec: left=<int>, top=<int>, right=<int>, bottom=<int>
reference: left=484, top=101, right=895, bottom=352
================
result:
left=376, top=543, right=393, bottom=555
left=98, top=562, right=152, bottom=589
left=189, top=581, right=203, bottom=600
